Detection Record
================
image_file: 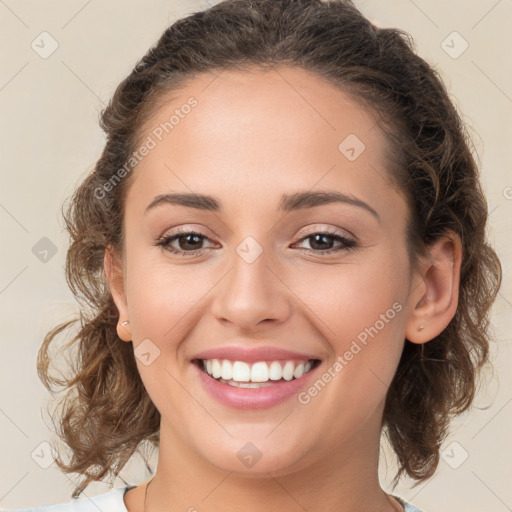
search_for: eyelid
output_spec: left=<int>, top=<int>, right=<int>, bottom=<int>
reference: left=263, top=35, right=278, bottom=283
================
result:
left=157, top=228, right=217, bottom=246
left=295, top=224, right=356, bottom=241
left=157, top=224, right=218, bottom=240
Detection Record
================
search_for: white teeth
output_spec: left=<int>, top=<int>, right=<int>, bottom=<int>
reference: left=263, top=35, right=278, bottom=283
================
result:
left=201, top=358, right=316, bottom=384
left=222, top=379, right=274, bottom=388
left=269, top=361, right=282, bottom=380
left=251, top=362, right=269, bottom=382
left=293, top=363, right=305, bottom=379
left=282, top=361, right=295, bottom=381
left=211, top=359, right=222, bottom=379
left=232, top=361, right=251, bottom=382
left=221, top=359, right=233, bottom=380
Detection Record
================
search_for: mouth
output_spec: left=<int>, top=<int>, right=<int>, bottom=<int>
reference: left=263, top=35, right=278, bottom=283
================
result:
left=193, top=358, right=322, bottom=388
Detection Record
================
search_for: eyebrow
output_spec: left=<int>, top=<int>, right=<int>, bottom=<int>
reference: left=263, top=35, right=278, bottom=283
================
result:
left=145, top=190, right=380, bottom=221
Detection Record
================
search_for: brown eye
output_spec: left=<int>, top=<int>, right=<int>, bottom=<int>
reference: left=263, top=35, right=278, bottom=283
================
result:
left=155, top=230, right=216, bottom=255
left=294, top=231, right=357, bottom=255
left=175, top=233, right=204, bottom=251
left=308, top=233, right=336, bottom=251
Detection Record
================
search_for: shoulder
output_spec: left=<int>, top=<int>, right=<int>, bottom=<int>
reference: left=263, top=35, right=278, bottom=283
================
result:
left=392, top=495, right=424, bottom=512
left=6, top=485, right=133, bottom=512
left=403, top=504, right=424, bottom=512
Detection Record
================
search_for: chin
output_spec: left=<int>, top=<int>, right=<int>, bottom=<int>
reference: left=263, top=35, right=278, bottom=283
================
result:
left=194, top=437, right=311, bottom=477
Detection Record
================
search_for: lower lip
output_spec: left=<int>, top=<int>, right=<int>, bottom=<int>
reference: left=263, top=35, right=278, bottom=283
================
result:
left=194, top=362, right=319, bottom=410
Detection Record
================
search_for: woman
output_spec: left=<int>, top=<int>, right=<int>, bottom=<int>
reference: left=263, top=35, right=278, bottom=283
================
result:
left=12, top=0, right=502, bottom=511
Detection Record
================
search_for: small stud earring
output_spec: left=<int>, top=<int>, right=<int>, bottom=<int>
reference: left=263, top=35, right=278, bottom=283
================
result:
left=121, top=321, right=129, bottom=326
left=417, top=324, right=425, bottom=332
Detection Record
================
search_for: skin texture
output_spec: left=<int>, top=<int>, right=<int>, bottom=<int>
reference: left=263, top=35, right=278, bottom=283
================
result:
left=105, top=66, right=462, bottom=512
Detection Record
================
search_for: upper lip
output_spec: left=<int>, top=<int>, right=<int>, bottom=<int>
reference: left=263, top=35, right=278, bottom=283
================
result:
left=192, top=346, right=320, bottom=363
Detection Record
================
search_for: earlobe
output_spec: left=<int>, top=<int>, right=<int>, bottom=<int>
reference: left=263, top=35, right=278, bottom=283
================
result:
left=405, top=230, right=462, bottom=344
left=104, top=246, right=132, bottom=342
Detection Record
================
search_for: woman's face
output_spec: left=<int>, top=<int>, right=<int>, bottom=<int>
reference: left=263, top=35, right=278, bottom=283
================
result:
left=112, top=66, right=420, bottom=475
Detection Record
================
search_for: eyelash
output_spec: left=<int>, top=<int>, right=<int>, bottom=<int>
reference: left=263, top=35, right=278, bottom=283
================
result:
left=155, top=228, right=358, bottom=256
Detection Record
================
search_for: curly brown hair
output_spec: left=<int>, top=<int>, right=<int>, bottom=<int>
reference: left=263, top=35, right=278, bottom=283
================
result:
left=37, top=0, right=502, bottom=498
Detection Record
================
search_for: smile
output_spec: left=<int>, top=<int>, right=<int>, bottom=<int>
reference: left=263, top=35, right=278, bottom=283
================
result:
left=198, top=358, right=318, bottom=387
left=193, top=357, right=321, bottom=409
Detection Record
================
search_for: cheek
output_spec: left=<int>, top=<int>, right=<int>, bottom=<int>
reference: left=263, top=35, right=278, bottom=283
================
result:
left=292, top=254, right=407, bottom=405
left=124, top=254, right=206, bottom=343
left=293, top=256, right=407, bottom=347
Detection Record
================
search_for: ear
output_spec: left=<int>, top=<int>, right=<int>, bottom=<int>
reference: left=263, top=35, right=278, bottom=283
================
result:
left=405, top=230, right=462, bottom=344
left=104, top=245, right=132, bottom=342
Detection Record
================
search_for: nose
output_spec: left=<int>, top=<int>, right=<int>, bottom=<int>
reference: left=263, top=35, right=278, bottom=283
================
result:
left=210, top=242, right=292, bottom=332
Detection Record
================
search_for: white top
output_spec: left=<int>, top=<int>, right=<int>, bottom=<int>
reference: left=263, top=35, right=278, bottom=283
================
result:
left=6, top=485, right=424, bottom=512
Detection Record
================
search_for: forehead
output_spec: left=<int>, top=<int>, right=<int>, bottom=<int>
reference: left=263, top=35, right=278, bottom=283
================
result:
left=128, top=66, right=404, bottom=223
left=140, top=66, right=385, bottom=157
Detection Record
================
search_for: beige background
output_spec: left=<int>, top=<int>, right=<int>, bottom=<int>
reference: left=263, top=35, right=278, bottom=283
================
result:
left=0, top=0, right=511, bottom=510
